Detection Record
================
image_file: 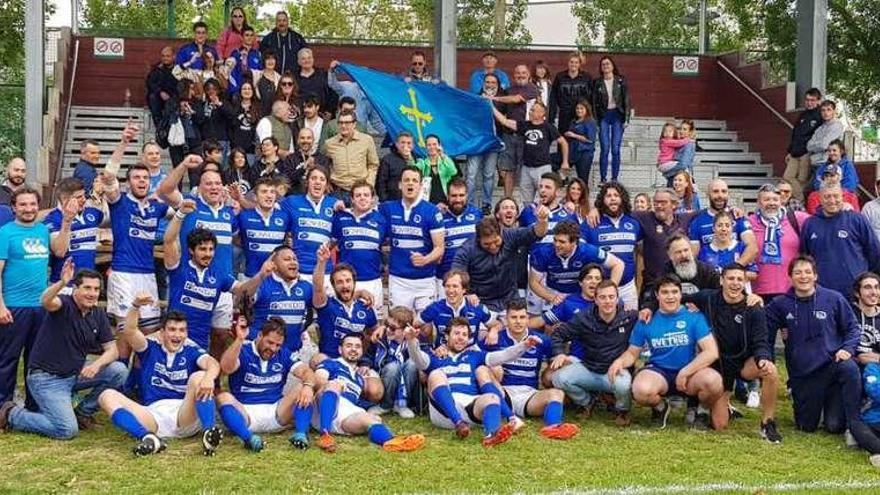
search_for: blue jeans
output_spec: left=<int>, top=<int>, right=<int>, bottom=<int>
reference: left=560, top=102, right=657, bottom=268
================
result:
left=466, top=152, right=498, bottom=210
left=674, top=141, right=696, bottom=175
left=573, top=149, right=595, bottom=185
left=552, top=361, right=632, bottom=411
left=379, top=360, right=418, bottom=409
left=9, top=362, right=128, bottom=439
left=598, top=109, right=624, bottom=182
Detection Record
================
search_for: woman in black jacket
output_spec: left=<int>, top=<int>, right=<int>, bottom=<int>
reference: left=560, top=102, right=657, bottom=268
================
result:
left=222, top=81, right=261, bottom=165
left=592, top=56, right=630, bottom=183
left=549, top=52, right=591, bottom=132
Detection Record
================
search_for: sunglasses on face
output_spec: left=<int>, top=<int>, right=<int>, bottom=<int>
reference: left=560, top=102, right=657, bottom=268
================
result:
left=412, top=61, right=424, bottom=66
left=281, top=81, right=294, bottom=86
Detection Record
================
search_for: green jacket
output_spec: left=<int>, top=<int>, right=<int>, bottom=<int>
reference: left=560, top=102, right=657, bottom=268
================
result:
left=414, top=155, right=458, bottom=195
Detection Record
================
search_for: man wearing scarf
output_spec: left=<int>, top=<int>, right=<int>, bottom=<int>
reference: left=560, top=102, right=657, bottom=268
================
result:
left=749, top=184, right=810, bottom=304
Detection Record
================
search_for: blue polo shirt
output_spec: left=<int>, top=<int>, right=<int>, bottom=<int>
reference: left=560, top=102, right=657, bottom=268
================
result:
left=237, top=207, right=291, bottom=277
left=167, top=260, right=237, bottom=349
left=137, top=339, right=207, bottom=405
left=438, top=206, right=482, bottom=279
left=332, top=209, right=387, bottom=282
left=316, top=297, right=378, bottom=357
left=282, top=194, right=336, bottom=275
left=43, top=206, right=104, bottom=282
left=580, top=214, right=643, bottom=285
left=251, top=274, right=313, bottom=352
left=530, top=240, right=608, bottom=294
left=420, top=298, right=492, bottom=348
left=481, top=329, right=552, bottom=389
left=228, top=341, right=304, bottom=405
left=108, top=193, right=169, bottom=274
left=380, top=199, right=445, bottom=280
left=179, top=194, right=237, bottom=276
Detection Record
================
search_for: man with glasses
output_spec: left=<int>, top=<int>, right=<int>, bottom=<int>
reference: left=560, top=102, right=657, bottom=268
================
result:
left=322, top=110, right=379, bottom=201
left=783, top=88, right=823, bottom=202
left=404, top=51, right=437, bottom=83
left=260, top=11, right=307, bottom=76
left=776, top=179, right=804, bottom=212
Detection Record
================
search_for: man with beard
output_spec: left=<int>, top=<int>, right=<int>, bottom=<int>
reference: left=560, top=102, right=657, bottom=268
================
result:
left=801, top=184, right=880, bottom=297
left=494, top=197, right=529, bottom=296
left=217, top=317, right=317, bottom=452
left=453, top=209, right=549, bottom=315
left=311, top=243, right=378, bottom=364
left=278, top=128, right=333, bottom=195
left=158, top=154, right=239, bottom=356
left=313, top=334, right=426, bottom=453
left=533, top=263, right=603, bottom=331
left=549, top=280, right=637, bottom=426
left=437, top=179, right=482, bottom=297
left=249, top=246, right=313, bottom=355
left=581, top=182, right=643, bottom=310
left=236, top=178, right=292, bottom=278
left=332, top=180, right=387, bottom=310
left=529, top=221, right=623, bottom=314
left=688, top=179, right=757, bottom=264
left=380, top=166, right=445, bottom=315
left=684, top=263, right=783, bottom=442
left=766, top=255, right=861, bottom=435
left=480, top=299, right=581, bottom=440
left=72, top=139, right=103, bottom=196
left=642, top=233, right=719, bottom=307
left=146, top=46, right=177, bottom=128
left=0, top=157, right=27, bottom=206
left=405, top=316, right=540, bottom=446
left=855, top=272, right=880, bottom=365
left=94, top=294, right=222, bottom=456
left=608, top=274, right=727, bottom=430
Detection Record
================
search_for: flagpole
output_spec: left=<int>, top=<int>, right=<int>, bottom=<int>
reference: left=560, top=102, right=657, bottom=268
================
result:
left=434, top=0, right=457, bottom=85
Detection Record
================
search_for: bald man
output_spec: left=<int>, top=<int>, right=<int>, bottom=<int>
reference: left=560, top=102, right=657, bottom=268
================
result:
left=146, top=46, right=178, bottom=128
left=0, top=158, right=27, bottom=206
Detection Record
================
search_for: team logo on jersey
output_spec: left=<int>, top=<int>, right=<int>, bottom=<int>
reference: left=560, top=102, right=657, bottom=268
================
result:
left=272, top=363, right=283, bottom=372
left=22, top=238, right=49, bottom=256
left=656, top=225, right=663, bottom=234
left=357, top=310, right=366, bottom=319
left=294, top=287, right=303, bottom=296
left=85, top=213, right=96, bottom=223
left=624, top=222, right=633, bottom=230
left=250, top=243, right=260, bottom=250
left=222, top=212, right=231, bottom=220
left=274, top=217, right=284, bottom=226
left=298, top=232, right=309, bottom=239
left=814, top=310, right=827, bottom=320
left=764, top=243, right=779, bottom=256
left=413, top=214, right=422, bottom=223
left=465, top=213, right=475, bottom=221
left=810, top=233, right=818, bottom=240
left=734, top=314, right=743, bottom=324
left=324, top=208, right=334, bottom=217
left=675, top=320, right=686, bottom=329
left=182, top=296, right=192, bottom=304
left=786, top=312, right=794, bottom=320
left=838, top=230, right=848, bottom=239
left=618, top=326, right=625, bottom=333
left=367, top=220, right=378, bottom=228
left=207, top=276, right=216, bottom=284
left=573, top=261, right=583, bottom=268
left=179, top=356, right=187, bottom=366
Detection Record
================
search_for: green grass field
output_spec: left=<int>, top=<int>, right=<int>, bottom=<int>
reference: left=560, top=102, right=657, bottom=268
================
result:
left=2, top=393, right=879, bottom=494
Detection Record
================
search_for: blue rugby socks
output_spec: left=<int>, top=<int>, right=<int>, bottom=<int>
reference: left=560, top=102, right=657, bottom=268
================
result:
left=219, top=404, right=252, bottom=442
left=543, top=401, right=564, bottom=426
left=430, top=385, right=463, bottom=424
left=111, top=408, right=149, bottom=439
left=195, top=398, right=216, bottom=429
left=319, top=390, right=339, bottom=433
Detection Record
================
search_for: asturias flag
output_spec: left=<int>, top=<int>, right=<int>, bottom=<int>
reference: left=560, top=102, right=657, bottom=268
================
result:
left=338, top=62, right=501, bottom=157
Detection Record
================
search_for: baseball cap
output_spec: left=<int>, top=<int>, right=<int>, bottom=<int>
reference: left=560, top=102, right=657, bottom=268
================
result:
left=822, top=164, right=842, bottom=177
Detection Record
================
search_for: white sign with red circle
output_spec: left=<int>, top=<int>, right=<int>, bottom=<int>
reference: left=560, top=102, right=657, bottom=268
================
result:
left=94, top=37, right=125, bottom=58
left=672, top=56, right=699, bottom=76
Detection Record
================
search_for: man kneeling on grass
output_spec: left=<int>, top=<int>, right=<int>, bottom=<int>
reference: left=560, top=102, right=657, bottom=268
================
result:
left=97, top=294, right=224, bottom=456
left=406, top=314, right=542, bottom=446
left=215, top=316, right=316, bottom=452
left=312, top=334, right=425, bottom=453
left=607, top=274, right=727, bottom=430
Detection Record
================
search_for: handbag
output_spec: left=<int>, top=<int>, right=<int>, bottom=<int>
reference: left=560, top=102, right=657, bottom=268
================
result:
left=167, top=117, right=186, bottom=146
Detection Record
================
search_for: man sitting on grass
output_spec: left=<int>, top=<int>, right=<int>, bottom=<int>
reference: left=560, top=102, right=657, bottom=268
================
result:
left=216, top=316, right=316, bottom=452
left=96, top=294, right=223, bottom=456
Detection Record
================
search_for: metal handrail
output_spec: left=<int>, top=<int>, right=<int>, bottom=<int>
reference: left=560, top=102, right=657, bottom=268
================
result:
left=54, top=38, right=80, bottom=187
left=716, top=59, right=793, bottom=130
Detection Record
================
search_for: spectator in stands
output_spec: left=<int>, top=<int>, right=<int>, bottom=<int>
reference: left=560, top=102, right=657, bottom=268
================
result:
left=216, top=7, right=259, bottom=59
left=806, top=164, right=861, bottom=214
left=405, top=50, right=436, bottom=82
left=319, top=97, right=368, bottom=150
left=223, top=147, right=251, bottom=195
left=632, top=192, right=650, bottom=212
left=776, top=178, right=803, bottom=212
left=297, top=49, right=336, bottom=120
left=531, top=60, right=552, bottom=108
left=174, top=21, right=218, bottom=72
left=493, top=101, right=569, bottom=204
left=296, top=94, right=325, bottom=153
left=0, top=158, right=27, bottom=206
left=248, top=137, right=284, bottom=189
left=806, top=100, right=845, bottom=166
left=550, top=52, right=591, bottom=131
left=563, top=178, right=590, bottom=223
left=862, top=178, right=880, bottom=242
left=72, top=140, right=102, bottom=196
left=801, top=183, right=880, bottom=296
left=146, top=46, right=177, bottom=129
left=675, top=120, right=699, bottom=175
left=749, top=183, right=809, bottom=304
left=256, top=100, right=295, bottom=158
left=592, top=56, right=629, bottom=184
left=165, top=87, right=204, bottom=173
left=671, top=170, right=699, bottom=213
left=222, top=81, right=260, bottom=165
left=564, top=99, right=597, bottom=185
left=279, top=128, right=332, bottom=195
left=274, top=73, right=302, bottom=124
left=469, top=51, right=510, bottom=94
left=377, top=132, right=415, bottom=202
left=765, top=255, right=861, bottom=435
left=0, top=266, right=127, bottom=439
left=255, top=51, right=281, bottom=115
left=812, top=139, right=858, bottom=192
left=783, top=87, right=822, bottom=202
left=322, top=110, right=379, bottom=199
left=226, top=25, right=263, bottom=96
left=198, top=80, right=231, bottom=162
left=491, top=64, right=541, bottom=199
left=328, top=60, right=384, bottom=137
left=656, top=122, right=690, bottom=185
left=260, top=11, right=307, bottom=76
left=414, top=134, right=458, bottom=207
left=467, top=73, right=503, bottom=213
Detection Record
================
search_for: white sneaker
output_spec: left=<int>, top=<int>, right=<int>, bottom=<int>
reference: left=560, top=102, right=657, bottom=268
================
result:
left=368, top=405, right=391, bottom=416
left=845, top=429, right=859, bottom=449
left=394, top=405, right=415, bottom=419
left=870, top=454, right=880, bottom=468
left=509, top=416, right=526, bottom=434
left=746, top=390, right=761, bottom=409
